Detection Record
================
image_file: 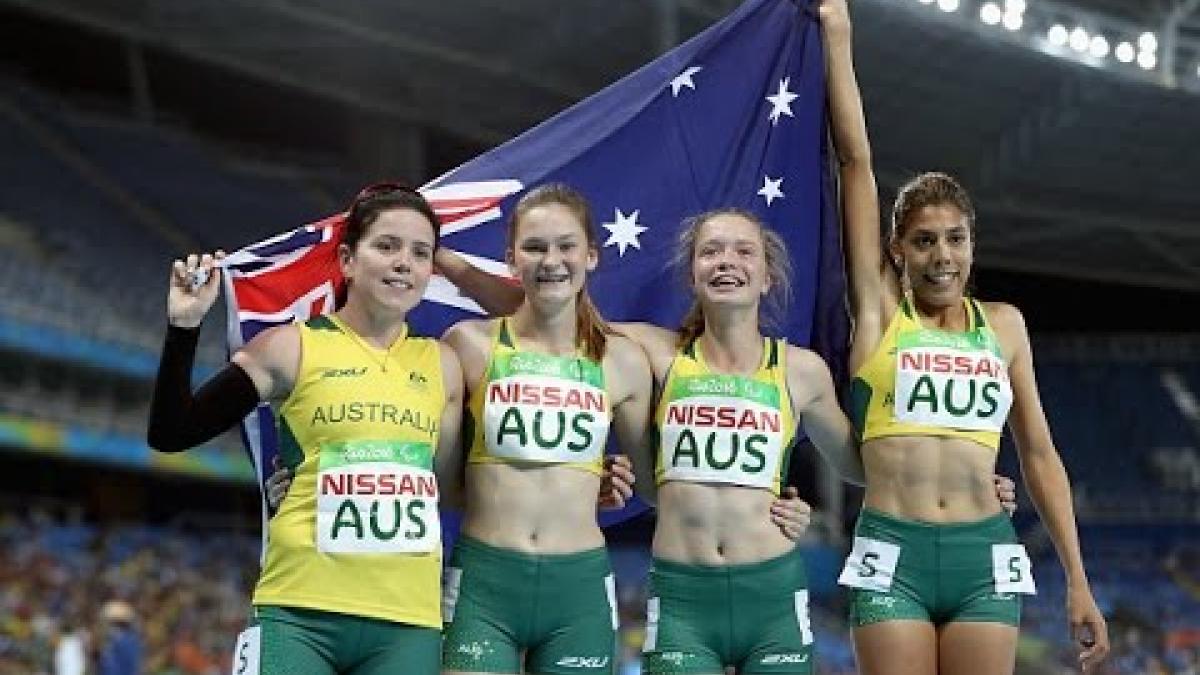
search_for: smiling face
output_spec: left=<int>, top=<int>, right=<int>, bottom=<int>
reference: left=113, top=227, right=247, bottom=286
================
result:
left=891, top=203, right=974, bottom=309
left=690, top=213, right=772, bottom=311
left=339, top=207, right=436, bottom=315
left=507, top=202, right=598, bottom=307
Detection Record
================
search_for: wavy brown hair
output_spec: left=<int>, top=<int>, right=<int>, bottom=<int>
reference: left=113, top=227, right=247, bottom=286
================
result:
left=889, top=172, right=976, bottom=243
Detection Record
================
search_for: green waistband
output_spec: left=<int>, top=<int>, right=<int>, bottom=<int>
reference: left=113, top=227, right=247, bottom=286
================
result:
left=856, top=507, right=1014, bottom=540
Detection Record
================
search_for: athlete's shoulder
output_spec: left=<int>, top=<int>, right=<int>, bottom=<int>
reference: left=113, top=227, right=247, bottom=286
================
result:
left=604, top=333, right=650, bottom=369
left=783, top=343, right=831, bottom=379
left=244, top=320, right=302, bottom=356
left=980, top=300, right=1029, bottom=361
left=442, top=317, right=497, bottom=349
left=979, top=300, right=1024, bottom=327
left=445, top=317, right=497, bottom=338
left=612, top=322, right=677, bottom=352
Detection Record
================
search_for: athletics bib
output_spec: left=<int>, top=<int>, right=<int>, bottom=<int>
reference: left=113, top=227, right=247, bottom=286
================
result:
left=316, top=440, right=440, bottom=554
left=894, top=329, right=1012, bottom=433
left=482, top=352, right=609, bottom=463
left=659, top=374, right=786, bottom=489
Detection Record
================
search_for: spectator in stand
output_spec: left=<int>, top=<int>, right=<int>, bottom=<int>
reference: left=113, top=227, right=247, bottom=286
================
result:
left=96, top=599, right=143, bottom=675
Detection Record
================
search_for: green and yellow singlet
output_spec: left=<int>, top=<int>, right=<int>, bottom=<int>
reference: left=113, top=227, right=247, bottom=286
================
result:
left=848, top=296, right=1012, bottom=450
left=654, top=337, right=796, bottom=495
left=252, top=314, right=445, bottom=629
left=465, top=318, right=609, bottom=475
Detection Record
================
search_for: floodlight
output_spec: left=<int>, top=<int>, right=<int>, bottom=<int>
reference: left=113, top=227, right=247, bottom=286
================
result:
left=980, top=3, right=1002, bottom=25
left=1069, top=27, right=1090, bottom=53
left=1048, top=24, right=1069, bottom=46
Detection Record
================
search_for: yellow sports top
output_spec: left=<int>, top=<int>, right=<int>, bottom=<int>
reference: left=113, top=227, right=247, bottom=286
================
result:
left=252, top=314, right=445, bottom=628
left=848, top=297, right=1012, bottom=450
left=466, top=318, right=609, bottom=476
left=655, top=337, right=795, bottom=495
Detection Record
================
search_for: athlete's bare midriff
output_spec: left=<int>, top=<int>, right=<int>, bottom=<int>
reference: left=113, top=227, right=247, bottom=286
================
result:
left=652, top=482, right=793, bottom=566
left=461, top=463, right=605, bottom=554
left=862, top=434, right=1003, bottom=523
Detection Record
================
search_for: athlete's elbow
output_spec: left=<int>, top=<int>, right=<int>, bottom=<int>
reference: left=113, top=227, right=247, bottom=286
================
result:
left=146, top=425, right=191, bottom=453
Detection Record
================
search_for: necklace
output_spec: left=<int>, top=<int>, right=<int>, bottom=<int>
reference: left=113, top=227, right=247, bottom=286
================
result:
left=330, top=314, right=407, bottom=373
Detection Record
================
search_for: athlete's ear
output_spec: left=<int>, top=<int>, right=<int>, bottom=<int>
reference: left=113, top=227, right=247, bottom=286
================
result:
left=586, top=244, right=598, bottom=273
left=505, top=245, right=517, bottom=277
left=338, top=243, right=354, bottom=278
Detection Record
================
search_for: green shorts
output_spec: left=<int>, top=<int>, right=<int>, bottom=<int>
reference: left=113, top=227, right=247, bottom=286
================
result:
left=441, top=536, right=617, bottom=674
left=252, top=605, right=440, bottom=675
left=840, top=509, right=1034, bottom=627
left=641, top=550, right=814, bottom=674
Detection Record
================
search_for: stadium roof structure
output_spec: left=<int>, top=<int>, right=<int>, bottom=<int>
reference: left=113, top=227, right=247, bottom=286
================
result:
left=6, top=0, right=1200, bottom=290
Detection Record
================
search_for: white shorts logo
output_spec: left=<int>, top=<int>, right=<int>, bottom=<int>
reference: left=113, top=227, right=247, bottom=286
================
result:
left=555, top=656, right=611, bottom=668
left=761, top=653, right=810, bottom=665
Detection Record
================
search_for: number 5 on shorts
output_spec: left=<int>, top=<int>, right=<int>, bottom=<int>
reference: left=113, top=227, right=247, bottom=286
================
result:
left=231, top=626, right=261, bottom=675
left=991, top=544, right=1036, bottom=595
left=837, top=537, right=901, bottom=592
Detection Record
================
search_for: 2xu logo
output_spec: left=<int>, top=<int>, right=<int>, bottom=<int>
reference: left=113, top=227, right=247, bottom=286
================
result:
left=555, top=656, right=611, bottom=668
left=761, top=653, right=810, bottom=665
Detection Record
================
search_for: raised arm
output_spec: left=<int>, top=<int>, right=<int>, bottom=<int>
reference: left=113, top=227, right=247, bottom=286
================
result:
left=820, top=0, right=892, bottom=367
left=999, top=304, right=1108, bottom=671
left=433, top=342, right=467, bottom=511
left=788, top=346, right=864, bottom=485
left=434, top=247, right=524, bottom=316
left=148, top=252, right=297, bottom=452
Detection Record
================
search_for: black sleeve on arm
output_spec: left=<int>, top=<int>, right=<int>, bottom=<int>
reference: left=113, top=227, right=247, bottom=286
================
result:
left=147, top=325, right=262, bottom=452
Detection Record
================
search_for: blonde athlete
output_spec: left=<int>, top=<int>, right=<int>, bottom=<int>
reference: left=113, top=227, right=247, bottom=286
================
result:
left=821, top=1, right=1110, bottom=673
left=617, top=210, right=861, bottom=675
left=149, top=185, right=463, bottom=674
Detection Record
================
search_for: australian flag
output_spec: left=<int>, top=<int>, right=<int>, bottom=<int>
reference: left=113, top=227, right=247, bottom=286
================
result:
left=221, top=0, right=845, bottom=537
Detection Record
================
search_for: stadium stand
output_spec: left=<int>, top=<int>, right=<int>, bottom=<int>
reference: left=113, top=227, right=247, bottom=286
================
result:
left=2, top=0, right=1200, bottom=670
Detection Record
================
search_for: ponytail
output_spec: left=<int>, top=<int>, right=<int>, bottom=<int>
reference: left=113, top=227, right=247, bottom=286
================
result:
left=576, top=290, right=612, bottom=361
left=675, top=302, right=705, bottom=351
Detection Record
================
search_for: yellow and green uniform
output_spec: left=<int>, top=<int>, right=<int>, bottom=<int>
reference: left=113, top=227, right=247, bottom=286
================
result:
left=848, top=296, right=1011, bottom=449
left=645, top=338, right=812, bottom=674
left=840, top=298, right=1033, bottom=627
left=655, top=337, right=796, bottom=494
left=465, top=318, right=610, bottom=475
left=445, top=318, right=617, bottom=675
left=251, top=315, right=445, bottom=674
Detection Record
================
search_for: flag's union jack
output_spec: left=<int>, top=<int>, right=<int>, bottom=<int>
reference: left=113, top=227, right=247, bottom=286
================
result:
left=220, top=0, right=845, bottom=542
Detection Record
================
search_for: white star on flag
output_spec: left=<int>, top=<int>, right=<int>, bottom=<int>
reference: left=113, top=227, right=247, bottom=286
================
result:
left=758, top=176, right=784, bottom=206
left=670, top=66, right=703, bottom=97
left=765, top=77, right=798, bottom=125
left=602, top=208, right=648, bottom=256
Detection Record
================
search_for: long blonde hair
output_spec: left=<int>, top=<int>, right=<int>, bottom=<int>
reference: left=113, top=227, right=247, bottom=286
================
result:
left=671, top=209, right=793, bottom=349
